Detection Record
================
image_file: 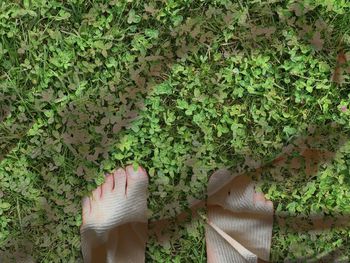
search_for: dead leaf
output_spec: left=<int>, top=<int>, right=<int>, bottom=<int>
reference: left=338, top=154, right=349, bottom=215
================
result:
left=205, top=6, right=217, bottom=19
left=223, top=12, right=234, bottom=25
left=190, top=25, right=201, bottom=38
left=144, top=55, right=164, bottom=62
left=41, top=88, right=54, bottom=102
left=112, top=123, right=122, bottom=133
left=297, top=23, right=312, bottom=38
left=289, top=3, right=303, bottom=17
left=315, top=18, right=327, bottom=31
left=176, top=43, right=189, bottom=58
left=290, top=157, right=302, bottom=169
left=199, top=31, right=214, bottom=44
left=287, top=17, right=296, bottom=26
left=149, top=63, right=163, bottom=77
left=310, top=31, right=324, bottom=51
left=251, top=26, right=276, bottom=39
left=332, top=51, right=347, bottom=85
left=76, top=165, right=84, bottom=176
left=144, top=4, right=157, bottom=15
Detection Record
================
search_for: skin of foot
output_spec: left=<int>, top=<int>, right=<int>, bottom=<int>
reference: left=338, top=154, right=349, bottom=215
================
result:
left=80, top=165, right=149, bottom=263
left=206, top=174, right=274, bottom=263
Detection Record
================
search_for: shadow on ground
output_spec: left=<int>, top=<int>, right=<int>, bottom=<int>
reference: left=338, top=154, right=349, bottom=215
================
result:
left=1, top=1, right=349, bottom=262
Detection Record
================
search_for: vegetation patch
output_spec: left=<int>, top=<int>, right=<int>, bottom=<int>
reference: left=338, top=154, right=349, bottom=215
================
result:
left=0, top=0, right=349, bottom=262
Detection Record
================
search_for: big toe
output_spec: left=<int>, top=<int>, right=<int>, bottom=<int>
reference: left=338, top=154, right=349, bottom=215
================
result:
left=126, top=165, right=148, bottom=191
left=126, top=165, right=148, bottom=181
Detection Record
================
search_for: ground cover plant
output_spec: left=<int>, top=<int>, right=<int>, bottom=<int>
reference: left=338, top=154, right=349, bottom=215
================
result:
left=0, top=0, right=350, bottom=262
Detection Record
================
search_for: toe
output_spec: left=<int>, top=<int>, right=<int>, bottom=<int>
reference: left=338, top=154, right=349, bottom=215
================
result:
left=102, top=173, right=115, bottom=193
left=92, top=186, right=102, bottom=200
left=253, top=192, right=267, bottom=203
left=81, top=196, right=91, bottom=224
left=253, top=192, right=274, bottom=210
left=125, top=165, right=148, bottom=194
left=126, top=164, right=148, bottom=181
left=266, top=200, right=274, bottom=209
left=113, top=168, right=127, bottom=192
left=207, top=168, right=232, bottom=197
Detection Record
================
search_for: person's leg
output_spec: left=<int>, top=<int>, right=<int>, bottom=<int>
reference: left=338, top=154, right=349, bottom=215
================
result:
left=206, top=171, right=274, bottom=263
left=80, top=165, right=148, bottom=263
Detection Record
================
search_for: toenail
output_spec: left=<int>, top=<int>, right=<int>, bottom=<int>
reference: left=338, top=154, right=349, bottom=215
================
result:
left=140, top=166, right=147, bottom=174
left=127, top=165, right=141, bottom=179
left=267, top=200, right=274, bottom=208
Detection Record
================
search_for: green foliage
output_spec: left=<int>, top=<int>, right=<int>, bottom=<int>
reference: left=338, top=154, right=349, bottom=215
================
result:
left=0, top=0, right=349, bottom=262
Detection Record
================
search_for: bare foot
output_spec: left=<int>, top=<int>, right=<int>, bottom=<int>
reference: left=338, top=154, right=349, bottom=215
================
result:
left=253, top=191, right=273, bottom=210
left=81, top=165, right=148, bottom=263
left=206, top=174, right=274, bottom=263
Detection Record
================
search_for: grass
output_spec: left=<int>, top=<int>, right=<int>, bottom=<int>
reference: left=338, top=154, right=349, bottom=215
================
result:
left=0, top=0, right=350, bottom=262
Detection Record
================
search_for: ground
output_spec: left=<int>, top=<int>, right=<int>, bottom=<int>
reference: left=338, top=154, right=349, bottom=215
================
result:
left=0, top=0, right=350, bottom=262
